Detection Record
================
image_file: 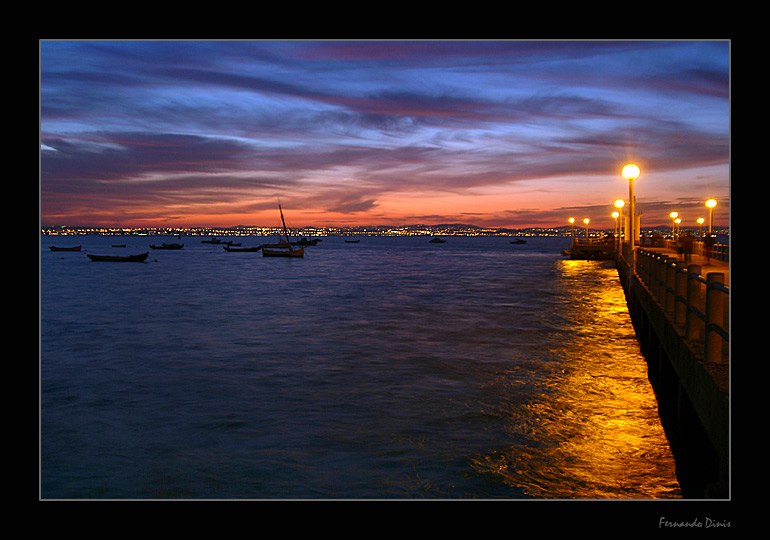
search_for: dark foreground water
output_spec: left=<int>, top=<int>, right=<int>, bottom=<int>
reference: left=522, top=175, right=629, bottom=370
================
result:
left=40, top=235, right=680, bottom=499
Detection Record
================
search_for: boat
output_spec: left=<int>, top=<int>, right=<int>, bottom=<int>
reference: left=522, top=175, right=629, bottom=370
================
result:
left=49, top=245, right=81, bottom=251
left=428, top=237, right=446, bottom=243
left=87, top=252, right=149, bottom=262
left=201, top=237, right=235, bottom=245
left=223, top=245, right=262, bottom=252
left=150, top=242, right=184, bottom=249
left=510, top=239, right=527, bottom=244
left=112, top=244, right=126, bottom=248
left=344, top=239, right=360, bottom=243
left=262, top=204, right=304, bottom=258
left=297, top=237, right=321, bottom=246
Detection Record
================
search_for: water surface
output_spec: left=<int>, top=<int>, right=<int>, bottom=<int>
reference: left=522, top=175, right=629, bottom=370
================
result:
left=40, top=235, right=680, bottom=499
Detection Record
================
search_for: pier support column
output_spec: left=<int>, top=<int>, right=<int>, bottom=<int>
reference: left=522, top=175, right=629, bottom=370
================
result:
left=665, top=257, right=676, bottom=314
left=686, top=264, right=702, bottom=340
left=674, top=261, right=687, bottom=324
left=705, top=272, right=726, bottom=364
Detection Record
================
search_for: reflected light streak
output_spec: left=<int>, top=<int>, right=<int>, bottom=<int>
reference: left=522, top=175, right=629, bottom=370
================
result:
left=469, top=261, right=680, bottom=498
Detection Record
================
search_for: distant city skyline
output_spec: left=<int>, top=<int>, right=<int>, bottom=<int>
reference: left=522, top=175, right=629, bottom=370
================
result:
left=41, top=40, right=730, bottom=230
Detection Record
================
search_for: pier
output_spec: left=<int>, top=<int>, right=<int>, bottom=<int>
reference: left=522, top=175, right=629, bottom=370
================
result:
left=616, top=237, right=729, bottom=498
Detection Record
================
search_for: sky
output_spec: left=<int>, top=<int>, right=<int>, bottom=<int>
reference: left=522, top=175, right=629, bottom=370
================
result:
left=40, top=40, right=730, bottom=230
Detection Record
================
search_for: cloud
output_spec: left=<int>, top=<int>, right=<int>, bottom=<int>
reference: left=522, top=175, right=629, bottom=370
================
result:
left=39, top=41, right=730, bottom=228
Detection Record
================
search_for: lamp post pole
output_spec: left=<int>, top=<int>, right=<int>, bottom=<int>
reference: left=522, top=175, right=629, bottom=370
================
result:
left=621, top=164, right=640, bottom=275
left=706, top=199, right=717, bottom=234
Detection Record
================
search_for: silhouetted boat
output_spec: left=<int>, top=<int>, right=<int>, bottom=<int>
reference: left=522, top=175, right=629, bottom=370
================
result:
left=150, top=243, right=184, bottom=249
left=429, top=237, right=446, bottom=243
left=262, top=204, right=304, bottom=258
left=297, top=237, right=321, bottom=246
left=87, top=252, right=149, bottom=262
left=344, top=239, right=360, bottom=243
left=112, top=244, right=126, bottom=248
left=49, top=245, right=81, bottom=251
left=510, top=239, right=527, bottom=244
left=201, top=237, right=236, bottom=245
left=224, top=245, right=262, bottom=252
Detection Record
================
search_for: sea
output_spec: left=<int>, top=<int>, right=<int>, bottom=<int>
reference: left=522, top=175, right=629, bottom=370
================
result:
left=40, top=234, right=683, bottom=499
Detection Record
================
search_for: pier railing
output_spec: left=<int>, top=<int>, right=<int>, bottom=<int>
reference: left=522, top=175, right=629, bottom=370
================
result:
left=634, top=247, right=729, bottom=364
left=662, top=239, right=729, bottom=263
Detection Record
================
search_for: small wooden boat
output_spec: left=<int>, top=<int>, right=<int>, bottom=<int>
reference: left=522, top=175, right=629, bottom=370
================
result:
left=223, top=245, right=262, bottom=252
left=263, top=247, right=304, bottom=257
left=87, top=252, right=149, bottom=262
left=297, top=238, right=321, bottom=246
left=428, top=237, right=446, bottom=243
left=344, top=239, right=360, bottom=243
left=262, top=203, right=304, bottom=258
left=201, top=237, right=236, bottom=245
left=49, top=245, right=81, bottom=251
left=150, top=243, right=184, bottom=249
left=510, top=239, right=527, bottom=244
left=112, top=244, right=126, bottom=248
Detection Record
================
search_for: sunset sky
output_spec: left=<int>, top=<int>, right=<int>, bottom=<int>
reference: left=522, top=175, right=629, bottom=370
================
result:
left=40, top=40, right=730, bottom=230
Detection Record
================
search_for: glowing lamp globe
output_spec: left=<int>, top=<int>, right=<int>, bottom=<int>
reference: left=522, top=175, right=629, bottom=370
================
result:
left=622, top=164, right=640, bottom=180
left=706, top=199, right=717, bottom=208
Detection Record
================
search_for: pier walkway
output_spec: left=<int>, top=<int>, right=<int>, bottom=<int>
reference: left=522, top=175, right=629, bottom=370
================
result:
left=616, top=239, right=729, bottom=498
left=639, top=244, right=729, bottom=286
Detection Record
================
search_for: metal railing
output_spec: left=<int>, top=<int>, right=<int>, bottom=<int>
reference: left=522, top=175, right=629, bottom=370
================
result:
left=635, top=247, right=729, bottom=364
left=661, top=238, right=729, bottom=263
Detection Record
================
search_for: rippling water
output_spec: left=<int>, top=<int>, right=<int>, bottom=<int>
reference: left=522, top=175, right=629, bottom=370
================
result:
left=40, top=235, right=680, bottom=499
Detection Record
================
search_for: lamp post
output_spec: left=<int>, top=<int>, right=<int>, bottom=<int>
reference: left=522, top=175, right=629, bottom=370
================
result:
left=669, top=211, right=679, bottom=240
left=569, top=217, right=575, bottom=244
left=621, top=164, right=640, bottom=271
left=583, top=218, right=590, bottom=242
left=697, top=217, right=705, bottom=237
left=612, top=211, right=620, bottom=253
left=706, top=199, right=717, bottom=234
left=614, top=199, right=625, bottom=242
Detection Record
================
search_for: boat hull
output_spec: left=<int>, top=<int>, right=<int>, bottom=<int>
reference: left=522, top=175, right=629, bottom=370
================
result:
left=49, top=246, right=81, bottom=251
left=262, top=247, right=304, bottom=258
left=224, top=246, right=262, bottom=252
left=87, top=252, right=149, bottom=262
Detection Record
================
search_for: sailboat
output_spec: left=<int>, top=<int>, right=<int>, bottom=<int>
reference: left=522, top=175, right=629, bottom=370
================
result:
left=262, top=203, right=304, bottom=258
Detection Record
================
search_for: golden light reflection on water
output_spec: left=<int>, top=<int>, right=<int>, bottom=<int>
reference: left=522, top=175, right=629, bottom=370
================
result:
left=470, top=260, right=681, bottom=499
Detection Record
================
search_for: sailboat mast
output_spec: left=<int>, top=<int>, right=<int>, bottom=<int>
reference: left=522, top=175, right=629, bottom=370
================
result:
left=279, top=203, right=293, bottom=251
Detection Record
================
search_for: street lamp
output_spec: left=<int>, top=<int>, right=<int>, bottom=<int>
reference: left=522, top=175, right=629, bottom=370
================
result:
left=568, top=217, right=575, bottom=244
left=621, top=164, right=640, bottom=273
left=669, top=211, right=679, bottom=239
left=706, top=199, right=717, bottom=234
left=614, top=199, right=625, bottom=242
left=675, top=217, right=681, bottom=239
left=697, top=217, right=705, bottom=237
left=621, top=164, right=640, bottom=244
left=612, top=211, right=620, bottom=251
left=583, top=218, right=590, bottom=242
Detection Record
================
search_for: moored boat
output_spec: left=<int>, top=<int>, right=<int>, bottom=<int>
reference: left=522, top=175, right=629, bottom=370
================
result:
left=262, top=246, right=304, bottom=257
left=262, top=203, right=304, bottom=258
left=201, top=237, right=236, bottom=245
left=150, top=243, right=184, bottom=249
left=510, top=239, right=527, bottom=244
left=223, top=245, right=262, bottom=252
left=87, top=252, right=149, bottom=262
left=49, top=245, right=81, bottom=251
